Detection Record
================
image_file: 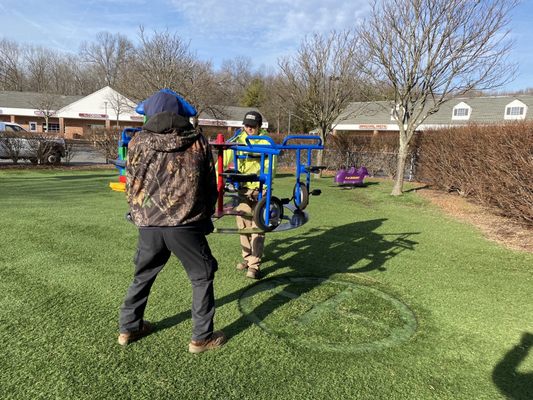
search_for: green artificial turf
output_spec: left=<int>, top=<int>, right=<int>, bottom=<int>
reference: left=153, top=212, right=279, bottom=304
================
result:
left=0, top=168, right=531, bottom=400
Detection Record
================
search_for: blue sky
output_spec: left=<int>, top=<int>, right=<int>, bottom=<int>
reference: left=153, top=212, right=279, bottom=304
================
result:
left=1, top=0, right=532, bottom=92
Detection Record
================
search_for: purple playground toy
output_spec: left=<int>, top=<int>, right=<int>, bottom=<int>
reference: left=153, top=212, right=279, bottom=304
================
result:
left=334, top=166, right=369, bottom=187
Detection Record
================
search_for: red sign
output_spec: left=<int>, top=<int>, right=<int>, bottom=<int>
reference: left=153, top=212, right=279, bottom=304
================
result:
left=79, top=113, right=107, bottom=118
left=358, top=124, right=388, bottom=129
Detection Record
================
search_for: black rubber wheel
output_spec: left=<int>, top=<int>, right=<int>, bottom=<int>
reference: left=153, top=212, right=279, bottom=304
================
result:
left=45, top=152, right=61, bottom=164
left=293, top=182, right=309, bottom=210
left=253, top=196, right=284, bottom=232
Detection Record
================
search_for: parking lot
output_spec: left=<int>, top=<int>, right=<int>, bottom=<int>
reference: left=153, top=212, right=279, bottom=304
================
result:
left=0, top=141, right=108, bottom=166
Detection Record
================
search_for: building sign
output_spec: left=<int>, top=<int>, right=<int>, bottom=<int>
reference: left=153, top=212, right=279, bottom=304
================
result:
left=358, top=124, right=388, bottom=130
left=130, top=116, right=144, bottom=121
left=198, top=118, right=228, bottom=126
left=79, top=113, right=107, bottom=119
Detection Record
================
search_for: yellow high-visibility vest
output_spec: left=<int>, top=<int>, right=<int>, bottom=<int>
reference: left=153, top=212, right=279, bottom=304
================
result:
left=222, top=129, right=277, bottom=189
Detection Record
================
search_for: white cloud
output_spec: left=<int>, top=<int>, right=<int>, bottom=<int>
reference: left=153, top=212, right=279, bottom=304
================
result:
left=168, top=0, right=370, bottom=68
left=171, top=0, right=369, bottom=40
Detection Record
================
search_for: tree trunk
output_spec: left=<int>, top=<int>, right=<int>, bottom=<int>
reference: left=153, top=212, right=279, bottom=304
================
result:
left=315, top=128, right=329, bottom=177
left=315, top=148, right=324, bottom=177
left=391, top=143, right=409, bottom=196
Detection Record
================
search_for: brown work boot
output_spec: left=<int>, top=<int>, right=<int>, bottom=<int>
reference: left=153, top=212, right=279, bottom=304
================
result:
left=236, top=261, right=248, bottom=271
left=188, top=331, right=227, bottom=354
left=118, top=321, right=153, bottom=346
left=246, top=267, right=260, bottom=279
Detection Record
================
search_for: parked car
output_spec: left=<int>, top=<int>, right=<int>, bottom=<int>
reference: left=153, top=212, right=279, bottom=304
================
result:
left=0, top=122, right=66, bottom=164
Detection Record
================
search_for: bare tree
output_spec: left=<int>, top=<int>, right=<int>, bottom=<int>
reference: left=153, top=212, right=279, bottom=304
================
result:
left=70, top=60, right=101, bottom=95
left=24, top=45, right=55, bottom=92
left=216, top=59, right=291, bottom=132
left=48, top=54, right=90, bottom=95
left=23, top=132, right=59, bottom=164
left=129, top=27, right=196, bottom=99
left=216, top=57, right=255, bottom=105
left=105, top=90, right=135, bottom=128
left=124, top=28, right=228, bottom=125
left=0, top=132, right=25, bottom=163
left=30, top=93, right=61, bottom=133
left=360, top=0, right=518, bottom=195
left=180, top=59, right=228, bottom=127
left=258, top=73, right=294, bottom=134
left=80, top=32, right=133, bottom=88
left=0, top=39, right=24, bottom=91
left=278, top=30, right=365, bottom=168
left=90, top=128, right=120, bottom=163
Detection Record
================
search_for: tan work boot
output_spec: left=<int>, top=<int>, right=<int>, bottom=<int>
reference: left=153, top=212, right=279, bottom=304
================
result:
left=236, top=261, right=248, bottom=271
left=246, top=267, right=260, bottom=279
left=189, top=331, right=227, bottom=354
left=118, top=321, right=153, bottom=346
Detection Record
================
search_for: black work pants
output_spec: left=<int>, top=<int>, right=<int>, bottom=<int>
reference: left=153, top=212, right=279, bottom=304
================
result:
left=119, top=226, right=218, bottom=341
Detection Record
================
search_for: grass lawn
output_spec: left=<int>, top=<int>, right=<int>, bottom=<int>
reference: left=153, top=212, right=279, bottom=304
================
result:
left=0, top=168, right=531, bottom=400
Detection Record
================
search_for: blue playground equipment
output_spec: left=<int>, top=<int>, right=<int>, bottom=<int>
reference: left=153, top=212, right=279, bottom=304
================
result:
left=280, top=135, right=325, bottom=210
left=109, top=127, right=141, bottom=192
left=212, top=134, right=325, bottom=233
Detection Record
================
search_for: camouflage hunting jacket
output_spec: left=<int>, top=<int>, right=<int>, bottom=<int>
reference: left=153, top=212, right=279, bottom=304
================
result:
left=126, top=111, right=218, bottom=228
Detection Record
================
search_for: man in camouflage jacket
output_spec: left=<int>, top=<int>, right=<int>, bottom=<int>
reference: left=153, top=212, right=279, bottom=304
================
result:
left=118, top=90, right=226, bottom=353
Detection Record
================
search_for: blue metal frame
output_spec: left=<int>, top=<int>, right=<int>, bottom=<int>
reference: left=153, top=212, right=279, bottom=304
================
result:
left=231, top=135, right=281, bottom=227
left=114, top=127, right=142, bottom=171
left=225, top=134, right=323, bottom=228
left=281, top=135, right=323, bottom=196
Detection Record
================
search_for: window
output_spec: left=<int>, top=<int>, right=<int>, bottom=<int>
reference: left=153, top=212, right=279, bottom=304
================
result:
left=43, top=123, right=60, bottom=132
left=29, top=122, right=37, bottom=132
left=88, top=124, right=105, bottom=130
left=452, top=102, right=471, bottom=121
left=506, top=106, right=524, bottom=116
left=3, top=123, right=25, bottom=132
left=504, top=100, right=527, bottom=120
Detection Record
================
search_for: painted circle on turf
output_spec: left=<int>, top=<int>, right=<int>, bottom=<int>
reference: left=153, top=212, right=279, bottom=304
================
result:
left=238, top=277, right=417, bottom=352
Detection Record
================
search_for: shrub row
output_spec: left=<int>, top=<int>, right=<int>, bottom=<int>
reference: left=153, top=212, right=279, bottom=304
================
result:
left=416, top=123, right=533, bottom=225
left=324, top=133, right=407, bottom=178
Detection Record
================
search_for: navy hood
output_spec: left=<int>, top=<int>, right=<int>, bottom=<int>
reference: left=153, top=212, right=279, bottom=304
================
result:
left=143, top=91, right=190, bottom=118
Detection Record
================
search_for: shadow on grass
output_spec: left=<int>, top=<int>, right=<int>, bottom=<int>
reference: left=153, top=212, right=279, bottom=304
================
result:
left=154, top=219, right=420, bottom=340
left=52, top=173, right=115, bottom=180
left=330, top=181, right=380, bottom=189
left=275, top=172, right=294, bottom=178
left=264, top=219, right=418, bottom=275
left=492, top=332, right=533, bottom=400
left=403, top=184, right=431, bottom=193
